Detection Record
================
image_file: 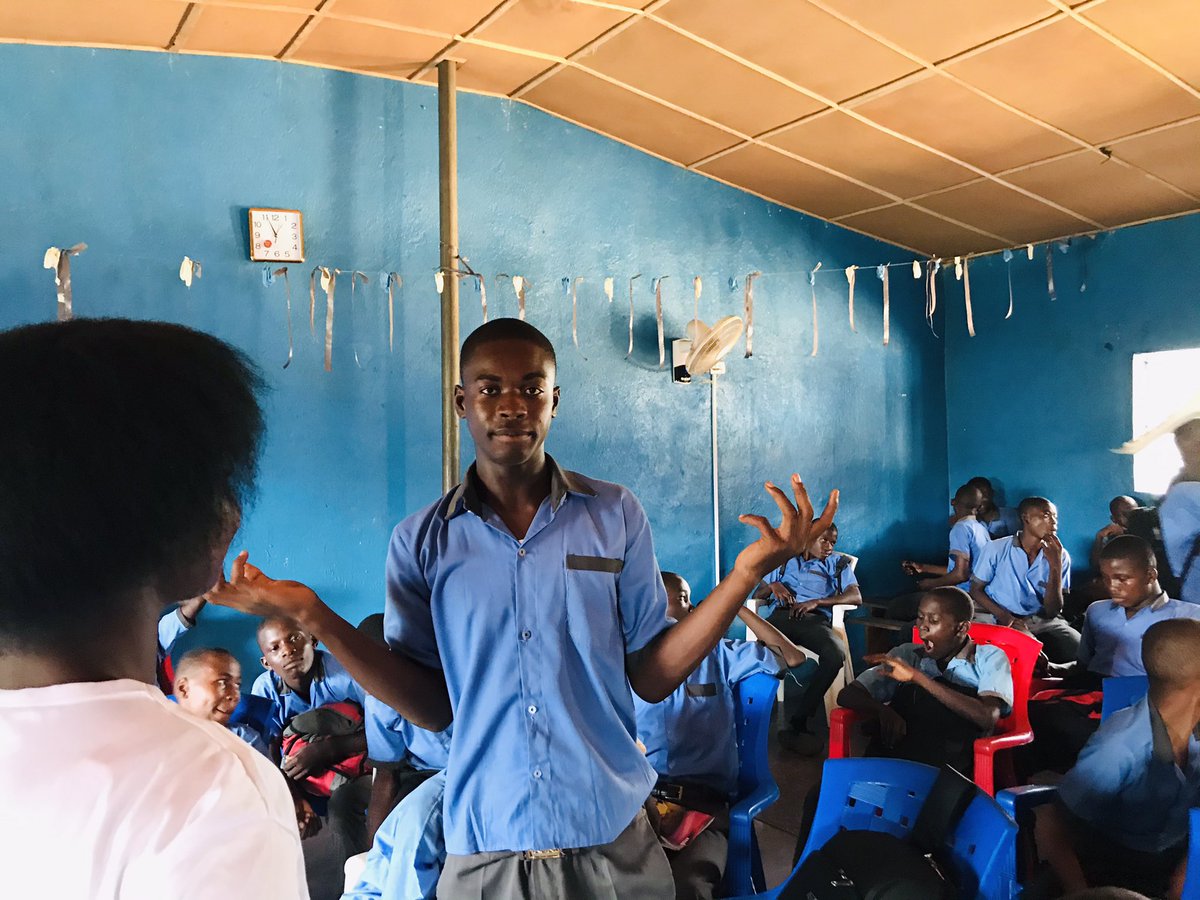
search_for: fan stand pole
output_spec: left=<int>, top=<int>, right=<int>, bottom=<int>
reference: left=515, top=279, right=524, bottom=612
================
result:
left=710, top=374, right=720, bottom=588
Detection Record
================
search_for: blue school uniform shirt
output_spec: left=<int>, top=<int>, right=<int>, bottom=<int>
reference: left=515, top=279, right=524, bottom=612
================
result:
left=854, top=639, right=1013, bottom=716
left=948, top=516, right=991, bottom=591
left=250, top=649, right=367, bottom=741
left=385, top=457, right=672, bottom=856
left=982, top=507, right=1020, bottom=538
left=971, top=533, right=1072, bottom=618
left=634, top=637, right=781, bottom=797
left=229, top=722, right=271, bottom=757
left=1079, top=593, right=1200, bottom=677
left=156, top=609, right=191, bottom=654
left=1161, top=481, right=1200, bottom=604
left=1059, top=695, right=1200, bottom=852
left=344, top=769, right=447, bottom=900
left=364, top=694, right=451, bottom=772
left=759, top=553, right=857, bottom=620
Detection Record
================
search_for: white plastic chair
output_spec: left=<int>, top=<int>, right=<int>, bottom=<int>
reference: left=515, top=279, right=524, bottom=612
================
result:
left=744, top=553, right=859, bottom=721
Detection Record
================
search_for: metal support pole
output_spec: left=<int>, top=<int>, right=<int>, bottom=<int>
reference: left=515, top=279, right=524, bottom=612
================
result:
left=711, top=375, right=721, bottom=588
left=438, top=59, right=461, bottom=492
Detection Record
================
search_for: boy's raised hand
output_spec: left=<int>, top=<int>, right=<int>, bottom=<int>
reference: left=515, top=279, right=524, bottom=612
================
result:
left=204, top=550, right=320, bottom=620
left=734, top=475, right=839, bottom=582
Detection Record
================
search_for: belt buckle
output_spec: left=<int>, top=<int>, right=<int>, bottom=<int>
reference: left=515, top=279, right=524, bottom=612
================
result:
left=655, top=783, right=684, bottom=802
left=521, top=848, right=564, bottom=861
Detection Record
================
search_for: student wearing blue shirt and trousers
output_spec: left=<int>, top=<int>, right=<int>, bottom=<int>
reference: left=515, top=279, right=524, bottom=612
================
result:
left=206, top=318, right=839, bottom=900
left=753, top=523, right=861, bottom=753
left=1161, top=417, right=1200, bottom=604
left=902, top=484, right=990, bottom=593
left=970, top=496, right=1080, bottom=662
left=1037, top=617, right=1200, bottom=898
left=636, top=572, right=809, bottom=899
left=967, top=476, right=1020, bottom=539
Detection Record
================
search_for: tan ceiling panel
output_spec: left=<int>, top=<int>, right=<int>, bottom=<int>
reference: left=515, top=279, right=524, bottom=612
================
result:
left=1112, top=119, right=1200, bottom=197
left=697, top=144, right=892, bottom=219
left=1004, top=152, right=1198, bottom=227
left=813, top=0, right=1056, bottom=64
left=765, top=111, right=976, bottom=198
left=204, top=0, right=322, bottom=9
left=946, top=18, right=1200, bottom=144
left=330, top=0, right=500, bottom=37
left=0, top=0, right=189, bottom=47
left=178, top=5, right=309, bottom=56
left=838, top=204, right=1003, bottom=256
left=289, top=18, right=446, bottom=76
left=916, top=180, right=1093, bottom=244
left=523, top=67, right=740, bottom=165
left=657, top=0, right=918, bottom=102
left=578, top=19, right=824, bottom=135
left=1082, top=0, right=1200, bottom=90
left=476, top=0, right=630, bottom=57
left=852, top=76, right=1078, bottom=173
left=446, top=42, right=554, bottom=96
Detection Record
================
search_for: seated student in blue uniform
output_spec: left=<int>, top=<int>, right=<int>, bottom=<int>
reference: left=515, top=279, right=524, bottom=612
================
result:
left=174, top=647, right=269, bottom=755
left=967, top=476, right=1020, bottom=539
left=205, top=317, right=839, bottom=900
left=252, top=616, right=372, bottom=863
left=752, top=521, right=861, bottom=753
left=1036, top=617, right=1200, bottom=898
left=902, top=483, right=990, bottom=592
left=970, top=496, right=1080, bottom=662
left=837, top=587, right=1012, bottom=774
left=345, top=769, right=449, bottom=900
left=364, top=694, right=452, bottom=839
left=1023, top=535, right=1200, bottom=776
left=1161, top=417, right=1200, bottom=605
left=636, top=571, right=810, bottom=900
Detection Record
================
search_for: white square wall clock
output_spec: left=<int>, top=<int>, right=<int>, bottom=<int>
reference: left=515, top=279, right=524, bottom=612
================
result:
left=248, top=208, right=304, bottom=262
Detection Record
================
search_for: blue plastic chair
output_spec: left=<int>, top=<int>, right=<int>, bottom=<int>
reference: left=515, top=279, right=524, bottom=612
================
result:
left=723, top=666, right=814, bottom=896
left=1100, top=675, right=1149, bottom=722
left=731, top=759, right=1019, bottom=900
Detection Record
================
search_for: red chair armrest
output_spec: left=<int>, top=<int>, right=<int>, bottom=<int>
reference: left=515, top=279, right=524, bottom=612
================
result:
left=973, top=729, right=1034, bottom=796
left=828, top=707, right=861, bottom=759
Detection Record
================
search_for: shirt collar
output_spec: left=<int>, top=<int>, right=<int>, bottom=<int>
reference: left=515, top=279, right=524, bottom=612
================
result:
left=1148, top=698, right=1200, bottom=765
left=919, top=637, right=976, bottom=665
left=444, top=454, right=596, bottom=521
left=1110, top=590, right=1170, bottom=614
left=275, top=652, right=325, bottom=697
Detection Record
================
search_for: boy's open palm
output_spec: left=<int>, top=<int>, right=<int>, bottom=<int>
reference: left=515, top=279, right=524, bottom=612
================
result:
left=734, top=475, right=839, bottom=581
left=204, top=550, right=320, bottom=619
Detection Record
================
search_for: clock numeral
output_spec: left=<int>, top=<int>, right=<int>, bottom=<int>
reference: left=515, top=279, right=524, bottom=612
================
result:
left=255, top=242, right=261, bottom=248
left=291, top=222, right=298, bottom=228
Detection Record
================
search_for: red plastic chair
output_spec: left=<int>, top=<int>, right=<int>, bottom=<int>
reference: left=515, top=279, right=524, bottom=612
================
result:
left=828, top=622, right=1040, bottom=796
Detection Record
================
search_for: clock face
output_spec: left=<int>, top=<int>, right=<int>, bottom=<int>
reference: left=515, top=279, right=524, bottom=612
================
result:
left=248, top=208, right=304, bottom=262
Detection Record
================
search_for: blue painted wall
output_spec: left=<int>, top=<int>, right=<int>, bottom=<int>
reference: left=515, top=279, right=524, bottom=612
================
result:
left=0, top=45, right=948, bottom=669
left=944, top=213, right=1200, bottom=570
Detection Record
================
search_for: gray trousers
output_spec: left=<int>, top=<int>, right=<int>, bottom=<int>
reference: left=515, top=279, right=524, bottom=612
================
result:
left=437, top=809, right=674, bottom=899
left=667, top=824, right=728, bottom=900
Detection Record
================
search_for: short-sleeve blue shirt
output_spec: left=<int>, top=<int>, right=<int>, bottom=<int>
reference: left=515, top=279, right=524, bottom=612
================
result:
left=634, top=637, right=781, bottom=797
left=971, top=534, right=1072, bottom=617
left=948, top=516, right=991, bottom=592
left=384, top=458, right=671, bottom=856
left=250, top=649, right=367, bottom=741
left=1161, top=481, right=1200, bottom=604
left=759, top=553, right=857, bottom=620
left=1059, top=696, right=1200, bottom=852
left=1079, top=593, right=1200, bottom=676
left=364, top=694, right=451, bottom=772
left=228, top=721, right=271, bottom=757
left=854, top=640, right=1013, bottom=716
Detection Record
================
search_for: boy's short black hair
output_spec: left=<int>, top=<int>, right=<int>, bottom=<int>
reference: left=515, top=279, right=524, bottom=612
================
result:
left=1143, top=618, right=1200, bottom=688
left=966, top=476, right=993, bottom=492
left=175, top=647, right=238, bottom=678
left=953, top=483, right=980, bottom=504
left=1017, top=496, right=1051, bottom=519
left=1099, top=534, right=1157, bottom=570
left=1109, top=495, right=1136, bottom=515
left=660, top=571, right=685, bottom=592
left=459, top=318, right=557, bottom=375
left=0, top=319, right=264, bottom=651
left=923, top=587, right=974, bottom=624
left=256, top=615, right=305, bottom=648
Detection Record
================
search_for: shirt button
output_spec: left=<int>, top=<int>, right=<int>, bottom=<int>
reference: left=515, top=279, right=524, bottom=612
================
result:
left=518, top=548, right=526, bottom=557
left=533, top=770, right=542, bottom=779
left=528, top=705, right=537, bottom=715
left=521, top=630, right=532, bottom=641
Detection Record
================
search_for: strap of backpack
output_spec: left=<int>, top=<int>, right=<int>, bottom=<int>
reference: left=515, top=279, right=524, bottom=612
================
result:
left=911, top=765, right=978, bottom=854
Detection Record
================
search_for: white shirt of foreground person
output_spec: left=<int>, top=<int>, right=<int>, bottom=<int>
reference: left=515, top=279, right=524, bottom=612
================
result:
left=0, top=679, right=308, bottom=900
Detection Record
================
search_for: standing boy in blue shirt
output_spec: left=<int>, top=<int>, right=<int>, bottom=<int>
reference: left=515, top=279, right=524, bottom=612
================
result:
left=207, top=318, right=838, bottom=899
left=970, top=496, right=1080, bottom=662
left=1161, top=417, right=1200, bottom=604
left=636, top=571, right=810, bottom=900
left=1037, top=617, right=1200, bottom=897
left=752, top=522, right=861, bottom=752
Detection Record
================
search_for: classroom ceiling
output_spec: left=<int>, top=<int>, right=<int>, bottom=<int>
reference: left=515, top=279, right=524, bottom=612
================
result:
left=6, top=0, right=1200, bottom=256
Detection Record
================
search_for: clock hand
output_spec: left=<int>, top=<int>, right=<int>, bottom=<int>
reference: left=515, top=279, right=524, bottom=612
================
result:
left=268, top=219, right=279, bottom=238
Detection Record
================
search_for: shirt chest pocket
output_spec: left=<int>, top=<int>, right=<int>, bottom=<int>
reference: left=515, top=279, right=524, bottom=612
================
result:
left=685, top=683, right=718, bottom=698
left=563, top=554, right=622, bottom=646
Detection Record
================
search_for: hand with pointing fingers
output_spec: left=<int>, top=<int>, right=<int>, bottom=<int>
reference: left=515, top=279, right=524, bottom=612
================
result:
left=733, top=475, right=839, bottom=583
left=204, top=551, right=321, bottom=622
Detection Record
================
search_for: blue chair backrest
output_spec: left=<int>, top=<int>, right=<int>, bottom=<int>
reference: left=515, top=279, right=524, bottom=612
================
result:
left=733, top=671, right=783, bottom=801
left=1184, top=808, right=1200, bottom=900
left=798, top=758, right=1018, bottom=900
left=1101, top=675, right=1149, bottom=722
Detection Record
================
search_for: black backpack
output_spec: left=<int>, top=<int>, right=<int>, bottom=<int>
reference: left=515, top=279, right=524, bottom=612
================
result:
left=781, top=766, right=978, bottom=900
